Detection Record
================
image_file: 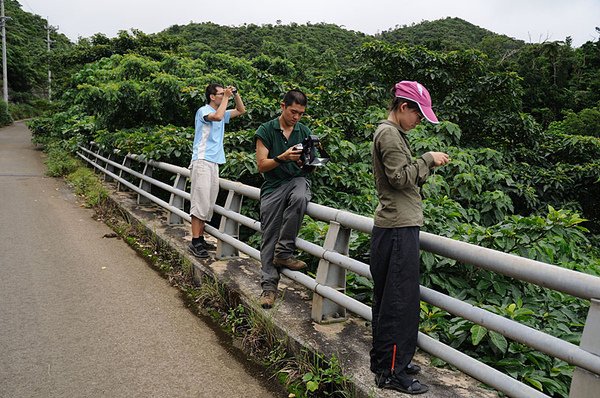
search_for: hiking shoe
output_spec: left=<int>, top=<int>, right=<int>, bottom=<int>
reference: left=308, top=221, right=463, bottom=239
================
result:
left=259, top=290, right=277, bottom=309
left=188, top=242, right=209, bottom=258
left=273, top=256, right=306, bottom=270
left=202, top=240, right=216, bottom=250
left=375, top=373, right=429, bottom=395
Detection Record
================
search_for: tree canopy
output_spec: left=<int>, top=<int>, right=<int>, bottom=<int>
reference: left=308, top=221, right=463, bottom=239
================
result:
left=3, top=0, right=71, bottom=102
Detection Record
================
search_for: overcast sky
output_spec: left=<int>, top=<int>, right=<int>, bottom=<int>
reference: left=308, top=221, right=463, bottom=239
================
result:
left=16, top=0, right=600, bottom=47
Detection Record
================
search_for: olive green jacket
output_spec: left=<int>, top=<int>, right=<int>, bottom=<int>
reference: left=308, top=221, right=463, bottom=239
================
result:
left=372, top=120, right=435, bottom=228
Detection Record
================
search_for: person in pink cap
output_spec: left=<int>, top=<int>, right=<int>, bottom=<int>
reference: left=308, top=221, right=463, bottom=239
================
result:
left=370, top=80, right=449, bottom=394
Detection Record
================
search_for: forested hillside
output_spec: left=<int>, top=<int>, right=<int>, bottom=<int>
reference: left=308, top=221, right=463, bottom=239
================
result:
left=377, top=16, right=525, bottom=53
left=3, top=0, right=70, bottom=104
left=161, top=22, right=368, bottom=66
left=12, top=4, right=600, bottom=396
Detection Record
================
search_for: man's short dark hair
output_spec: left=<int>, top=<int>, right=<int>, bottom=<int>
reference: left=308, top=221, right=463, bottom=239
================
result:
left=205, top=83, right=223, bottom=104
left=282, top=89, right=307, bottom=107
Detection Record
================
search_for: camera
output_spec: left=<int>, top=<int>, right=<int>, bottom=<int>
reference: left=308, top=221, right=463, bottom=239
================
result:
left=299, top=135, right=330, bottom=167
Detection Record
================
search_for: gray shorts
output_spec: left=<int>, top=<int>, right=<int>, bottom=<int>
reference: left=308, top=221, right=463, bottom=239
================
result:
left=189, top=159, right=219, bottom=221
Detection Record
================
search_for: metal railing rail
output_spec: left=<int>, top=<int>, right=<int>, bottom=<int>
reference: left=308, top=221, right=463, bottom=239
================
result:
left=78, top=143, right=600, bottom=398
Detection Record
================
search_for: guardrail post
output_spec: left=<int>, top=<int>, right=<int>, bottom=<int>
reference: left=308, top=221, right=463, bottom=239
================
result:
left=104, top=152, right=115, bottom=182
left=311, top=221, right=349, bottom=323
left=78, top=144, right=89, bottom=163
left=569, top=298, right=600, bottom=397
left=117, top=156, right=131, bottom=192
left=137, top=164, right=153, bottom=205
left=168, top=173, right=187, bottom=225
left=93, top=146, right=103, bottom=175
left=216, top=189, right=242, bottom=258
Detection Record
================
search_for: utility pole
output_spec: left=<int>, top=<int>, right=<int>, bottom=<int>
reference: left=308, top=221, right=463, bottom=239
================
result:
left=1, top=0, right=9, bottom=103
left=46, top=19, right=52, bottom=101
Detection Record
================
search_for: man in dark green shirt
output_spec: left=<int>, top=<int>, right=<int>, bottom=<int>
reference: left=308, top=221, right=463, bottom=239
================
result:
left=254, top=90, right=312, bottom=309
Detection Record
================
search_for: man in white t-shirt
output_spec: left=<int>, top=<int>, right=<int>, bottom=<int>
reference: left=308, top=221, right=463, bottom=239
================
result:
left=189, top=83, right=245, bottom=258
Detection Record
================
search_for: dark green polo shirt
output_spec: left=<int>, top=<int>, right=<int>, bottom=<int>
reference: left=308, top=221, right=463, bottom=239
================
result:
left=254, top=118, right=312, bottom=197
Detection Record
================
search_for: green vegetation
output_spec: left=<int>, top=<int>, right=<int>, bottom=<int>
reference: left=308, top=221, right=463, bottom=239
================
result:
left=65, top=167, right=109, bottom=207
left=2, top=0, right=70, bottom=115
left=13, top=4, right=600, bottom=396
left=8, top=98, right=52, bottom=120
left=43, top=144, right=108, bottom=207
left=377, top=16, right=525, bottom=53
left=0, top=100, right=12, bottom=126
left=43, top=143, right=79, bottom=177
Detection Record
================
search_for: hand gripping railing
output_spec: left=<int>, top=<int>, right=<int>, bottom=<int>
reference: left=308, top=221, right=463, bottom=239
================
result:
left=77, top=143, right=600, bottom=398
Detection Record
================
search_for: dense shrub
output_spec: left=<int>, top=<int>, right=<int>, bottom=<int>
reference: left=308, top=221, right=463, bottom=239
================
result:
left=0, top=100, right=13, bottom=126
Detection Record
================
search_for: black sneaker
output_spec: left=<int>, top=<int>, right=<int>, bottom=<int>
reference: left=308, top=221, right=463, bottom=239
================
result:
left=188, top=242, right=209, bottom=258
left=201, top=239, right=216, bottom=251
left=375, top=372, right=429, bottom=395
left=194, top=237, right=216, bottom=251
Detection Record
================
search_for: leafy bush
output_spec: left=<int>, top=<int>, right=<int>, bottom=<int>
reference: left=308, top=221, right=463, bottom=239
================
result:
left=93, top=124, right=194, bottom=165
left=8, top=99, right=53, bottom=120
left=0, top=100, right=13, bottom=126
left=27, top=106, right=95, bottom=150
left=549, top=106, right=600, bottom=138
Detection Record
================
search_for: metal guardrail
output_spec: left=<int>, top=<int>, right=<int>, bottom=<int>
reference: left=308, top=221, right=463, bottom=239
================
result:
left=77, top=143, right=600, bottom=398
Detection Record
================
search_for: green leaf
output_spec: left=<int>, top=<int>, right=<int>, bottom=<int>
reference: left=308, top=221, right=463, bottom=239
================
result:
left=306, top=380, right=319, bottom=392
left=470, top=325, right=488, bottom=345
left=489, top=331, right=508, bottom=353
left=524, top=376, right=543, bottom=391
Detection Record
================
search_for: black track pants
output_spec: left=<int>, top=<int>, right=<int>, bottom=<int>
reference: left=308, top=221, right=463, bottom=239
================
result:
left=369, top=226, right=420, bottom=375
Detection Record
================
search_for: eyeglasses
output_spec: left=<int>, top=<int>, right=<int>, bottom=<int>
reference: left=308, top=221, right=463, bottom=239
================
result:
left=214, top=92, right=225, bottom=96
left=414, top=109, right=425, bottom=122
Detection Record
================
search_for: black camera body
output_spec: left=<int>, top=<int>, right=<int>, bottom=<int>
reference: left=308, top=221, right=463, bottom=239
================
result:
left=297, top=135, right=330, bottom=167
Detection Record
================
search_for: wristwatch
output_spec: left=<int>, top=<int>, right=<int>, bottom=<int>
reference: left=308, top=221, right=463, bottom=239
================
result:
left=274, top=156, right=285, bottom=163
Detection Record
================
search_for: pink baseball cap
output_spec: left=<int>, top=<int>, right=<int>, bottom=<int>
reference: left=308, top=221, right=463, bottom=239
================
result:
left=394, top=81, right=439, bottom=124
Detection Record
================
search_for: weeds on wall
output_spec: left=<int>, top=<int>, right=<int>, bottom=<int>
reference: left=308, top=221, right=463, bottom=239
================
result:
left=193, top=277, right=353, bottom=398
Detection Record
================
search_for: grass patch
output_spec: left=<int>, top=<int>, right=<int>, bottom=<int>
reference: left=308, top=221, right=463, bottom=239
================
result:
left=65, top=168, right=108, bottom=207
left=44, top=143, right=108, bottom=208
left=44, top=143, right=80, bottom=177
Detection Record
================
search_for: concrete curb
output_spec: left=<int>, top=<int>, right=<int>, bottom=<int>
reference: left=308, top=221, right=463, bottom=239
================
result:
left=104, top=187, right=500, bottom=398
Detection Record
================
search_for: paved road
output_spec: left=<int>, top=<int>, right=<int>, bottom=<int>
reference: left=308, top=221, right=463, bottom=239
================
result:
left=0, top=122, right=279, bottom=397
